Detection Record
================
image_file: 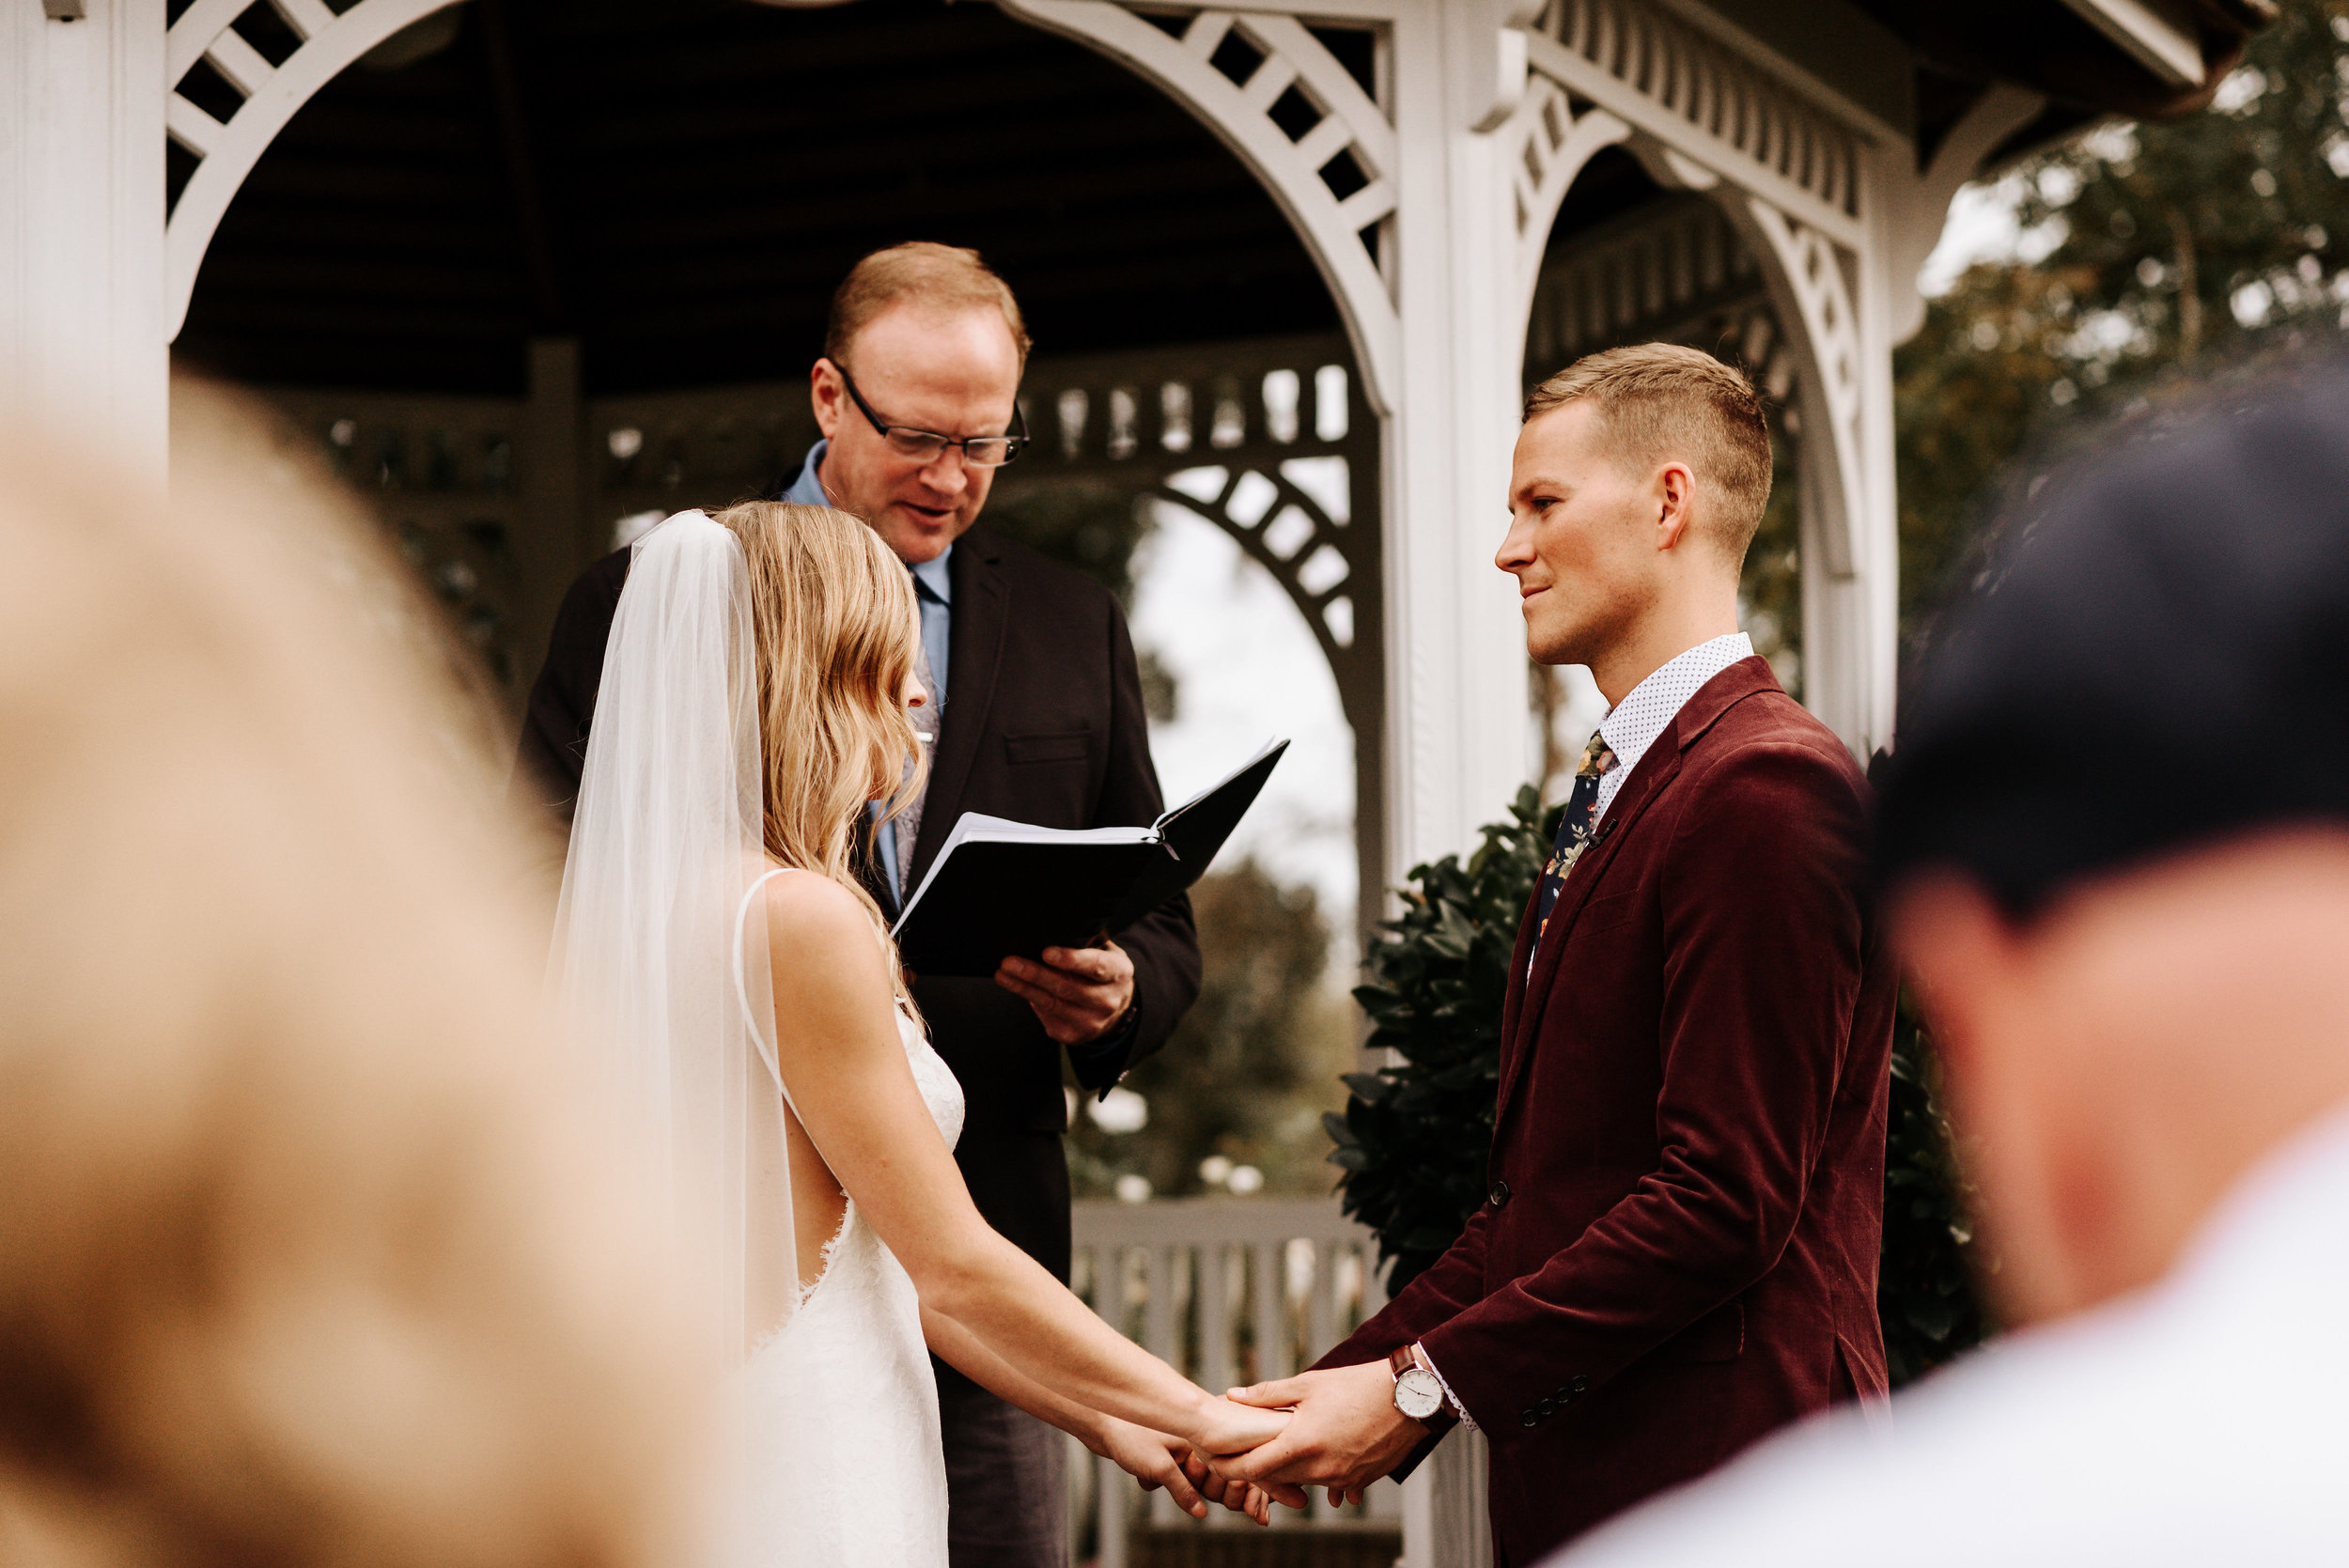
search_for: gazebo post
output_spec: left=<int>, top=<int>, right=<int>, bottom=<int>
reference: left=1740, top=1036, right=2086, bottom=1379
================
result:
left=516, top=334, right=590, bottom=699
left=1377, top=0, right=1548, bottom=920
left=1, top=0, right=170, bottom=486
left=1383, top=19, right=1557, bottom=1564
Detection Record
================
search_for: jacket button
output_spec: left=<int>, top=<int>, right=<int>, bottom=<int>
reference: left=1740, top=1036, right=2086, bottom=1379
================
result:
left=1570, top=1375, right=1589, bottom=1394
left=1488, top=1179, right=1512, bottom=1208
left=1519, top=1409, right=1539, bottom=1428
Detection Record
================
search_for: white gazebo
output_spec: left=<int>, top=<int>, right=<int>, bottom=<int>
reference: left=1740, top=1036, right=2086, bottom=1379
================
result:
left=1, top=0, right=2254, bottom=1562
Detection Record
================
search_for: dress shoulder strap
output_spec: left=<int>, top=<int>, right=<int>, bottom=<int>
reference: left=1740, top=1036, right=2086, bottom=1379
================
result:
left=732, top=866, right=794, bottom=1086
left=732, top=865, right=913, bottom=1067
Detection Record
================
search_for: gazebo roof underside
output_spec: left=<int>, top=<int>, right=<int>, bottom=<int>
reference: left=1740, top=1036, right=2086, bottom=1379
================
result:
left=166, top=0, right=2264, bottom=400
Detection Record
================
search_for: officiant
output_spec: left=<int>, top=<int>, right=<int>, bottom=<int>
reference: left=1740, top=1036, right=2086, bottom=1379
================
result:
left=513, top=241, right=1202, bottom=1568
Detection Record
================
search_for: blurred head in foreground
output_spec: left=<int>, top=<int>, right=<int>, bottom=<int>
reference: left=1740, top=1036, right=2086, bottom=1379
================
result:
left=1873, top=360, right=2349, bottom=1327
left=1546, top=360, right=2349, bottom=1567
left=0, top=387, right=702, bottom=1568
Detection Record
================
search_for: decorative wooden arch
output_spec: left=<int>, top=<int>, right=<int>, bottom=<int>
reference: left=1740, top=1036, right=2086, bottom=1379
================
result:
left=996, top=2, right=1404, bottom=418
left=164, top=0, right=468, bottom=341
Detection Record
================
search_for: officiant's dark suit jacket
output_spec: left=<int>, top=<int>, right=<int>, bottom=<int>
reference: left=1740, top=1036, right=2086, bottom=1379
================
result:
left=515, top=520, right=1202, bottom=1283
left=1315, top=658, right=1893, bottom=1565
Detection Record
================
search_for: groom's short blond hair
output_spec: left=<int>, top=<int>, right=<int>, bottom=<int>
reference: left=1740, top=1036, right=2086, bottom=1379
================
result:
left=1525, top=343, right=1772, bottom=567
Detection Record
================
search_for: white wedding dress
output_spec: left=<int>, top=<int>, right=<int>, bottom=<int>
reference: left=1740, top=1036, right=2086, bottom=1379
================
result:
left=551, top=514, right=967, bottom=1568
left=729, top=867, right=963, bottom=1568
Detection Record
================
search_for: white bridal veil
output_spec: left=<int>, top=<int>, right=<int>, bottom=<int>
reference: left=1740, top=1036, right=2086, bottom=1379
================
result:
left=551, top=510, right=797, bottom=1358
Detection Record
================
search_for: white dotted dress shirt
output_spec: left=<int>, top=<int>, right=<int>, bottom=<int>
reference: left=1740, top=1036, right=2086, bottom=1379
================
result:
left=1592, top=632, right=1755, bottom=823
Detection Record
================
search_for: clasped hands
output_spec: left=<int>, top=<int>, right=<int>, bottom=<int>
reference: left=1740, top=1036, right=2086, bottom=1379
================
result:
left=1102, top=1359, right=1426, bottom=1525
left=994, top=941, right=1133, bottom=1045
left=1192, top=1359, right=1427, bottom=1513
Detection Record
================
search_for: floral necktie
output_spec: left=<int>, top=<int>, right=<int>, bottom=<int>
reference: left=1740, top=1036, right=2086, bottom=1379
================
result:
left=1533, top=729, right=1619, bottom=958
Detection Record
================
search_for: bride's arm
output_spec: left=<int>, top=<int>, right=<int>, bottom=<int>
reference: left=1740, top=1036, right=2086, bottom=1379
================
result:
left=763, top=875, right=1283, bottom=1460
left=918, top=1306, right=1276, bottom=1526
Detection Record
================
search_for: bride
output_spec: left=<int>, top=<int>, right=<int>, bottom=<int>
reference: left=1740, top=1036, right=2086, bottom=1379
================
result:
left=551, top=504, right=1283, bottom=1565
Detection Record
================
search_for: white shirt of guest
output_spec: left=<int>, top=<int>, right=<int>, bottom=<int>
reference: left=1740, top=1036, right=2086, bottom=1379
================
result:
left=1542, top=1104, right=2349, bottom=1568
left=1592, top=632, right=1754, bottom=822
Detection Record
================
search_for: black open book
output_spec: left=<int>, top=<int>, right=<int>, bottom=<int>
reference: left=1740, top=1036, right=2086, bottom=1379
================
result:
left=892, top=738, right=1288, bottom=978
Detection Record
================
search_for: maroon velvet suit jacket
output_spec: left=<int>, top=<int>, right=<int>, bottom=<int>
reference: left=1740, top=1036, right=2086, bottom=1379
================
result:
left=1316, top=658, right=1895, bottom=1564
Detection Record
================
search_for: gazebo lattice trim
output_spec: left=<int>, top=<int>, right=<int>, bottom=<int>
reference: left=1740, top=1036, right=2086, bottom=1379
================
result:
left=1527, top=0, right=1866, bottom=246
left=1742, top=201, right=1867, bottom=578
left=163, top=0, right=464, bottom=340
left=1001, top=1, right=1403, bottom=415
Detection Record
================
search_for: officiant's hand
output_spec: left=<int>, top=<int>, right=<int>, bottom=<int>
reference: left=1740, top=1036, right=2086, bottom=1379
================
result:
left=1210, top=1361, right=1422, bottom=1505
left=994, top=941, right=1135, bottom=1045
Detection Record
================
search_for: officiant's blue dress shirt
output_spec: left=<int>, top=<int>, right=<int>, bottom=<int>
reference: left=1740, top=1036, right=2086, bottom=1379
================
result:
left=782, top=442, right=952, bottom=907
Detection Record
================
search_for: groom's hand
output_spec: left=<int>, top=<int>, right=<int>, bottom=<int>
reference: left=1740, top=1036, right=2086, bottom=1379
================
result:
left=995, top=941, right=1135, bottom=1045
left=1212, top=1361, right=1423, bottom=1504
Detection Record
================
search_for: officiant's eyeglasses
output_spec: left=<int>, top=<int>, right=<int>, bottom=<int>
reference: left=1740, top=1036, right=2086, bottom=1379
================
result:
left=832, top=362, right=1030, bottom=469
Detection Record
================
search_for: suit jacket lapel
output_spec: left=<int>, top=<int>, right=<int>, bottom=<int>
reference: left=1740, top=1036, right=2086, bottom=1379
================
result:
left=909, top=528, right=1006, bottom=883
left=1492, top=743, right=1681, bottom=1130
left=1496, top=892, right=1539, bottom=1073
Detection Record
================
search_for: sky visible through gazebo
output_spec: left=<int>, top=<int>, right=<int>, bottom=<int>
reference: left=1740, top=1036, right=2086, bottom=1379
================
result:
left=1132, top=481, right=1359, bottom=960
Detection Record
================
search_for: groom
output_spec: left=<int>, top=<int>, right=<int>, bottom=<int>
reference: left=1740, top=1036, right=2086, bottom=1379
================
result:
left=515, top=242, right=1202, bottom=1568
left=1214, top=345, right=1895, bottom=1561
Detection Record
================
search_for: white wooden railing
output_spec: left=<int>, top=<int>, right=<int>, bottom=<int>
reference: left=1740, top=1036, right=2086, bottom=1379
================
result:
left=1066, top=1197, right=1404, bottom=1565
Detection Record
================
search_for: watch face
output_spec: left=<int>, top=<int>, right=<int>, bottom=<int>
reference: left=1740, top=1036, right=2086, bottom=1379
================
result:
left=1394, top=1368, right=1444, bottom=1421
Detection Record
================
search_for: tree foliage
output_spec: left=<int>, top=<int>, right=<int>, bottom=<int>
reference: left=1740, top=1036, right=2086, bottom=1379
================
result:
left=1327, top=788, right=1556, bottom=1293
left=1066, top=860, right=1353, bottom=1199
left=1897, top=3, right=2349, bottom=643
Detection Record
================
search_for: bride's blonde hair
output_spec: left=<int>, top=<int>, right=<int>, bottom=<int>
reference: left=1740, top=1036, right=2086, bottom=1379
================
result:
left=712, top=500, right=926, bottom=986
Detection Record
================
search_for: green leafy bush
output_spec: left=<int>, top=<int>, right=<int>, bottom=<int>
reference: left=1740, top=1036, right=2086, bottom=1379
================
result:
left=1879, top=1001, right=1991, bottom=1382
left=1329, top=786, right=1987, bottom=1385
left=1328, top=786, right=1557, bottom=1292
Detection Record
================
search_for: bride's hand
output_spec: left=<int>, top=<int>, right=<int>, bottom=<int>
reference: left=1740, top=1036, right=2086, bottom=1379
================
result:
left=1193, top=1391, right=1289, bottom=1458
left=1086, top=1417, right=1214, bottom=1520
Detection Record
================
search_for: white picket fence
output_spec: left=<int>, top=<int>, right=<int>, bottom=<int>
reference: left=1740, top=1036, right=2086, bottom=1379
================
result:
left=1065, top=1197, right=1405, bottom=1565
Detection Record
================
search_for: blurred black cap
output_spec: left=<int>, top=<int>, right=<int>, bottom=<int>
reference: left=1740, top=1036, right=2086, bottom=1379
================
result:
left=1875, top=358, right=2349, bottom=917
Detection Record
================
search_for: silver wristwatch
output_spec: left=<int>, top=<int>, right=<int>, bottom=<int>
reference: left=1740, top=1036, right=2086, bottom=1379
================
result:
left=1388, top=1344, right=1446, bottom=1423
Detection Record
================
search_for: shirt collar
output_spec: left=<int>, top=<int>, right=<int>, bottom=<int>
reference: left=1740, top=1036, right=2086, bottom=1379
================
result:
left=1596, top=632, right=1755, bottom=780
left=780, top=440, right=831, bottom=507
left=909, top=549, right=953, bottom=603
